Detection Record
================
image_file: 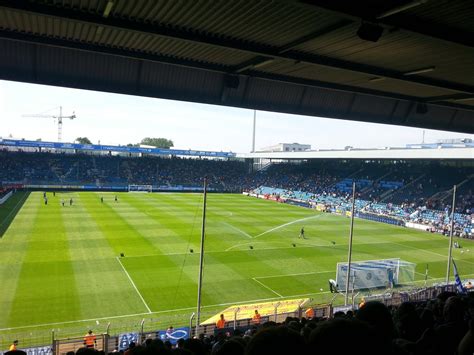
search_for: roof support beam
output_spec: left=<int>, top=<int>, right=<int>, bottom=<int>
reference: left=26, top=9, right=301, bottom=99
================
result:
left=233, top=20, right=351, bottom=73
left=425, top=93, right=474, bottom=103
left=0, top=30, right=472, bottom=116
left=296, top=0, right=474, bottom=48
left=277, top=19, right=352, bottom=53
left=0, top=0, right=473, bottom=94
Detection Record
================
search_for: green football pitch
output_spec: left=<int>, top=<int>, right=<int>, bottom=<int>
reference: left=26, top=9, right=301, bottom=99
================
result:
left=0, top=191, right=473, bottom=344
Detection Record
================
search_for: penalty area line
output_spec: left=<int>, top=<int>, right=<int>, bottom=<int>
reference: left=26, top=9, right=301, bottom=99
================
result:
left=253, top=214, right=323, bottom=239
left=222, top=222, right=252, bottom=239
left=116, top=257, right=152, bottom=314
left=255, top=270, right=333, bottom=279
left=252, top=278, right=283, bottom=298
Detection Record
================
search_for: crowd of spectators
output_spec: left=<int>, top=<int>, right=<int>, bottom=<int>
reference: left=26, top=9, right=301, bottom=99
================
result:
left=1, top=151, right=472, bottom=233
left=0, top=151, right=250, bottom=191
left=9, top=293, right=472, bottom=355
left=2, top=152, right=474, bottom=354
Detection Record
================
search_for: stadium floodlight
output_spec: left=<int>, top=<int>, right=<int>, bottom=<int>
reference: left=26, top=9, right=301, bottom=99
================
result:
left=403, top=67, right=436, bottom=76
left=103, top=1, right=114, bottom=18
left=253, top=58, right=274, bottom=69
left=376, top=0, right=429, bottom=19
left=369, top=77, right=385, bottom=82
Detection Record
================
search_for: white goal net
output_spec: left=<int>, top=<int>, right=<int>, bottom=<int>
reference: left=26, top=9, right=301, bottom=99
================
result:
left=128, top=184, right=153, bottom=193
left=336, top=258, right=416, bottom=291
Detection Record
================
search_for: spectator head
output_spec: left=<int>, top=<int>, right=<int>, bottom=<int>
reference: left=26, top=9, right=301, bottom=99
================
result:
left=309, top=318, right=379, bottom=355
left=356, top=301, right=394, bottom=347
left=245, top=326, right=305, bottom=355
left=443, top=295, right=466, bottom=322
left=216, top=337, right=245, bottom=355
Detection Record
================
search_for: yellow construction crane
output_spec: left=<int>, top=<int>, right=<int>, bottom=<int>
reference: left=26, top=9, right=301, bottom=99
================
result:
left=22, top=106, right=76, bottom=142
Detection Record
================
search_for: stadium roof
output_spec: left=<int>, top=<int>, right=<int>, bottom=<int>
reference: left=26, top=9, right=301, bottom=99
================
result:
left=0, top=1, right=473, bottom=133
left=237, top=145, right=474, bottom=160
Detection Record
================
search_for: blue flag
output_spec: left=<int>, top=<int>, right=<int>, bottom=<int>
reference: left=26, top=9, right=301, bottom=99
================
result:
left=452, top=259, right=466, bottom=294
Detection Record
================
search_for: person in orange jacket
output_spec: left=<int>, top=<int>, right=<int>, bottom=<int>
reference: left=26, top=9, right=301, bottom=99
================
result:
left=216, top=314, right=226, bottom=329
left=252, top=309, right=262, bottom=324
left=83, top=330, right=97, bottom=348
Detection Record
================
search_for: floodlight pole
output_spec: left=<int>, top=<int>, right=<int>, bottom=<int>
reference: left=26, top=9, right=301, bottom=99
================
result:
left=344, top=181, right=356, bottom=306
left=251, top=110, right=256, bottom=153
left=445, top=184, right=457, bottom=285
left=196, top=177, right=208, bottom=326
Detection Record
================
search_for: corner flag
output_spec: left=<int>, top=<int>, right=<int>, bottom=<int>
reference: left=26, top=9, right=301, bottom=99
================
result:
left=452, top=259, right=466, bottom=294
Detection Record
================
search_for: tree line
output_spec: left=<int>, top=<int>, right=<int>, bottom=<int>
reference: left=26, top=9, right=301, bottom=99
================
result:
left=75, top=137, right=174, bottom=149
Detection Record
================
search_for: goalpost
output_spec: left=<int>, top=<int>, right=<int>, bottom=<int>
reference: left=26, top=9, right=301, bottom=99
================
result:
left=128, top=184, right=153, bottom=193
left=335, top=258, right=416, bottom=291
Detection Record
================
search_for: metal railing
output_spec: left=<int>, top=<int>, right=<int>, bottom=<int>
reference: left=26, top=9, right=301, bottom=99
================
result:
left=0, top=285, right=463, bottom=353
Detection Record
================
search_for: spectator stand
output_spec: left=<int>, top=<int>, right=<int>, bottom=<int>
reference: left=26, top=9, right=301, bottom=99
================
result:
left=248, top=185, right=473, bottom=238
left=361, top=284, right=458, bottom=309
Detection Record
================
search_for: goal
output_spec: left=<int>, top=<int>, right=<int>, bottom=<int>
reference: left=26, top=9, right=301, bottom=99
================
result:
left=128, top=184, right=153, bottom=193
left=335, top=258, right=415, bottom=291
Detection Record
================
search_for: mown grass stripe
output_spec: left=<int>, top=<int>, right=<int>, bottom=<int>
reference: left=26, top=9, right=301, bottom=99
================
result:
left=7, top=192, right=81, bottom=326
left=0, top=194, right=40, bottom=328
left=0, top=192, right=472, bottom=339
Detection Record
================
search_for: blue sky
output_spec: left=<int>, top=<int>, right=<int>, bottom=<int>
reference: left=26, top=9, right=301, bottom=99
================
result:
left=0, top=80, right=472, bottom=152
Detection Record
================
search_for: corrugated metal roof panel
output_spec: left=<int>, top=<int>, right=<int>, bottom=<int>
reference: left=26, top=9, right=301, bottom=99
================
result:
left=245, top=78, right=305, bottom=108
left=0, top=1, right=472, bottom=133
left=407, top=0, right=474, bottom=32
left=294, top=23, right=474, bottom=80
left=140, top=60, right=222, bottom=99
left=45, top=0, right=340, bottom=47
left=301, top=87, right=355, bottom=113
left=35, top=45, right=140, bottom=89
left=355, top=80, right=458, bottom=99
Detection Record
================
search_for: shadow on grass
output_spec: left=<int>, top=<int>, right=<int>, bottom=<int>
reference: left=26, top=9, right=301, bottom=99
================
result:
left=0, top=190, right=30, bottom=237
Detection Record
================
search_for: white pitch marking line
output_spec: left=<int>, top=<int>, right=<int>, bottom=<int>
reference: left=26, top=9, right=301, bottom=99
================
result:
left=255, top=270, right=333, bottom=279
left=222, top=222, right=252, bottom=239
left=253, top=214, right=323, bottom=239
left=390, top=241, right=474, bottom=266
left=225, top=240, right=330, bottom=252
left=0, top=290, right=333, bottom=332
left=252, top=277, right=283, bottom=298
left=116, top=257, right=152, bottom=314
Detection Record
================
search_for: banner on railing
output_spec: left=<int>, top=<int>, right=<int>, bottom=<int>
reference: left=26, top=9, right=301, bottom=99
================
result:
left=118, top=332, right=139, bottom=351
left=157, top=327, right=190, bottom=345
left=0, top=345, right=52, bottom=355
left=0, top=139, right=235, bottom=158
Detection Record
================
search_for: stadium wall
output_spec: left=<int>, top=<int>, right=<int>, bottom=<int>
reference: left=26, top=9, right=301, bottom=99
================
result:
left=356, top=212, right=405, bottom=226
left=244, top=192, right=409, bottom=229
left=13, top=184, right=221, bottom=193
left=0, top=190, right=12, bottom=204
